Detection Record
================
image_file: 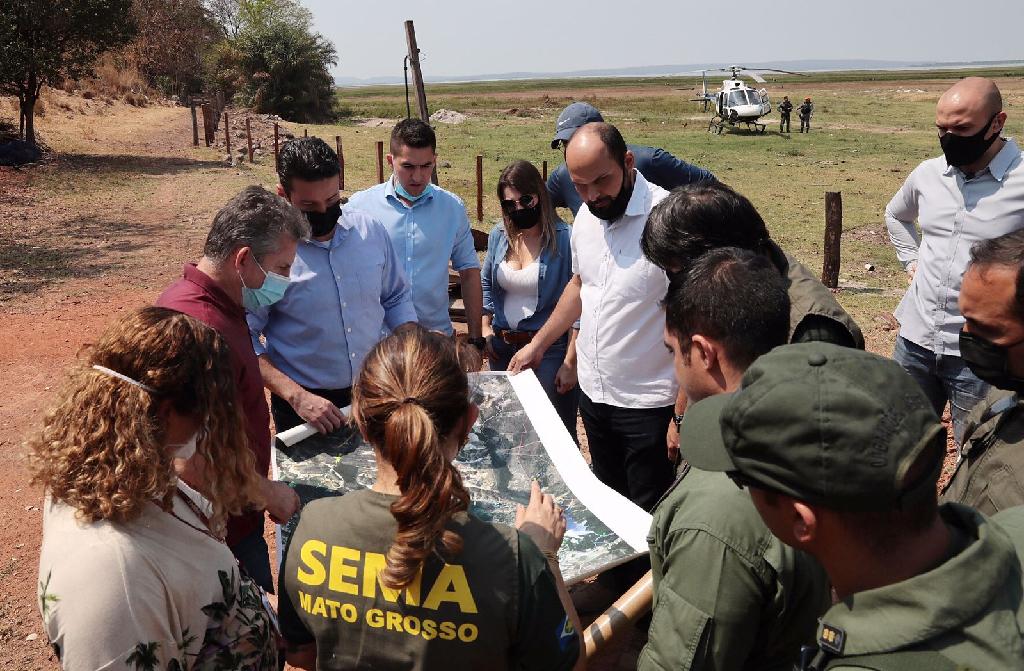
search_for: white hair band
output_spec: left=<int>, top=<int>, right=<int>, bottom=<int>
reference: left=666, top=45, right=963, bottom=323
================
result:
left=91, top=365, right=156, bottom=393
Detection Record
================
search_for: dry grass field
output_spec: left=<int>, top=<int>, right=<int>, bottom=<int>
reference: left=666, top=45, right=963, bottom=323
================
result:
left=1, top=68, right=1023, bottom=669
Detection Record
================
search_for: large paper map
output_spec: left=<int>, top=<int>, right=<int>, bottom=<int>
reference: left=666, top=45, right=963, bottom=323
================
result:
left=272, top=371, right=651, bottom=585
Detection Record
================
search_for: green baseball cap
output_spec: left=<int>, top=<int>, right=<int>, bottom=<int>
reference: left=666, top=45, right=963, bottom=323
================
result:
left=680, top=342, right=945, bottom=512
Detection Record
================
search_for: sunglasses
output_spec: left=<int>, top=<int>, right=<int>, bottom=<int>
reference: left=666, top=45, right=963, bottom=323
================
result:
left=500, top=194, right=538, bottom=212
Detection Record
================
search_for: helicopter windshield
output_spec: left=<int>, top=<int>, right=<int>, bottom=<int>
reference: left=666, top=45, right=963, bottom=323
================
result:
left=726, top=90, right=757, bottom=107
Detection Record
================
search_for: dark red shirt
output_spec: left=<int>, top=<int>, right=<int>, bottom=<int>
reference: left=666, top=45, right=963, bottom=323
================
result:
left=156, top=263, right=270, bottom=546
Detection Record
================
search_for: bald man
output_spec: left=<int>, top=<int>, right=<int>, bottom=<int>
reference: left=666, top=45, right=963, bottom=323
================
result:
left=510, top=122, right=677, bottom=514
left=887, top=77, right=1024, bottom=445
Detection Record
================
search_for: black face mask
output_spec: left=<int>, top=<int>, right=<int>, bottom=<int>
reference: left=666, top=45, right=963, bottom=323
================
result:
left=940, top=114, right=1000, bottom=168
left=304, top=201, right=342, bottom=238
left=587, top=169, right=635, bottom=222
left=959, top=329, right=1024, bottom=392
left=508, top=204, right=542, bottom=230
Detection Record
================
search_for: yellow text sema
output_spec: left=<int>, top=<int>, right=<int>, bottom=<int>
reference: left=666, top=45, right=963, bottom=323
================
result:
left=295, top=540, right=480, bottom=643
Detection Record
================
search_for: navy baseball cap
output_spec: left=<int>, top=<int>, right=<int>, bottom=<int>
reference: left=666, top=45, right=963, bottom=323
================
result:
left=551, top=102, right=604, bottom=149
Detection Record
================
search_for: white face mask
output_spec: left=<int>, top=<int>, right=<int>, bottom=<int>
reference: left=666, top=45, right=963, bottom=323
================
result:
left=170, top=431, right=199, bottom=461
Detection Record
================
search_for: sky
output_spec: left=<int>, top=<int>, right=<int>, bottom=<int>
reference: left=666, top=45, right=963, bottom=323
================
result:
left=301, top=0, right=1024, bottom=81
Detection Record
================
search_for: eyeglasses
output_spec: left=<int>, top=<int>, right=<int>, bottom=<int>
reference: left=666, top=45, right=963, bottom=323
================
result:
left=500, top=194, right=538, bottom=212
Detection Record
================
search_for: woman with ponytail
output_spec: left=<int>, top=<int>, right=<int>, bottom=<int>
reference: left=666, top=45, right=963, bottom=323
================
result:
left=279, top=326, right=582, bottom=670
left=32, top=306, right=276, bottom=670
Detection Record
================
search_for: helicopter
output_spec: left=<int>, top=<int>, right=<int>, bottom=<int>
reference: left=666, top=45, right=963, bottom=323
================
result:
left=691, top=66, right=804, bottom=134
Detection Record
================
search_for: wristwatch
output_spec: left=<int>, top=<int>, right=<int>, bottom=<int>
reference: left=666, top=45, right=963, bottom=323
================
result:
left=467, top=336, right=487, bottom=350
left=672, top=413, right=685, bottom=429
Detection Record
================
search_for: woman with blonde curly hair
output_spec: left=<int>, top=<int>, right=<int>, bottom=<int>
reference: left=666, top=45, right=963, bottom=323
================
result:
left=278, top=326, right=582, bottom=671
left=33, top=306, right=277, bottom=670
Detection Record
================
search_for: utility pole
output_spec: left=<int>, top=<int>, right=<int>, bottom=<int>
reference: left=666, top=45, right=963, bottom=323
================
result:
left=404, top=20, right=430, bottom=124
left=404, top=19, right=438, bottom=185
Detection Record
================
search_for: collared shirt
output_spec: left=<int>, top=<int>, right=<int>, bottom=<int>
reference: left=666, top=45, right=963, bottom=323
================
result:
left=246, top=210, right=416, bottom=390
left=640, top=465, right=830, bottom=671
left=546, top=144, right=715, bottom=216
left=155, top=264, right=269, bottom=546
left=941, top=387, right=1024, bottom=514
left=346, top=178, right=480, bottom=334
left=886, top=138, right=1024, bottom=356
left=811, top=504, right=1024, bottom=669
left=482, top=220, right=574, bottom=333
left=572, top=170, right=678, bottom=408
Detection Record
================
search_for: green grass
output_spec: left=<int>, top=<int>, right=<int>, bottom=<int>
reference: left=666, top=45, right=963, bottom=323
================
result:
left=215, top=68, right=1024, bottom=350
left=263, top=68, right=1024, bottom=350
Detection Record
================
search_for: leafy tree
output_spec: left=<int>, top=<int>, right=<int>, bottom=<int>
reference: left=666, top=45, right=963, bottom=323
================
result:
left=125, top=0, right=221, bottom=97
left=0, top=0, right=135, bottom=145
left=207, top=0, right=337, bottom=122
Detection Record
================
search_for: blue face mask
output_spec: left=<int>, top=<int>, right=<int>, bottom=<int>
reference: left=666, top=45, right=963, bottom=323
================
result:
left=239, top=257, right=289, bottom=311
left=394, top=175, right=433, bottom=203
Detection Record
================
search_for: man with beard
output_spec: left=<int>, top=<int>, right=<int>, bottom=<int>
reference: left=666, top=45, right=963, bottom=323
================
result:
left=510, top=122, right=676, bottom=515
left=886, top=77, right=1024, bottom=446
left=248, top=137, right=416, bottom=433
left=546, top=102, right=715, bottom=216
left=943, top=230, right=1024, bottom=513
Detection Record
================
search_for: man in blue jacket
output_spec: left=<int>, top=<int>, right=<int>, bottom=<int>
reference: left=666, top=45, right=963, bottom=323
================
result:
left=546, top=102, right=715, bottom=216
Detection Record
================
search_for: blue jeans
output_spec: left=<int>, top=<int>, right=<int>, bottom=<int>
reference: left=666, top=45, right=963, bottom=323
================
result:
left=489, top=336, right=579, bottom=443
left=893, top=335, right=990, bottom=445
left=231, top=528, right=274, bottom=593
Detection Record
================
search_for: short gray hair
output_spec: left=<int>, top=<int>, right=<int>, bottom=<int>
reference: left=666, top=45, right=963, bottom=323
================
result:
left=203, top=186, right=310, bottom=263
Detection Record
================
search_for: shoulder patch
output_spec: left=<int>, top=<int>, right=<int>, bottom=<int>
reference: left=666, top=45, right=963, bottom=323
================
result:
left=819, top=623, right=846, bottom=655
left=557, top=615, right=576, bottom=652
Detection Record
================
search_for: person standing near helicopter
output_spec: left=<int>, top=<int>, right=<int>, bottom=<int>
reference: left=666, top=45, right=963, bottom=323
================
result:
left=799, top=97, right=814, bottom=133
left=778, top=96, right=793, bottom=133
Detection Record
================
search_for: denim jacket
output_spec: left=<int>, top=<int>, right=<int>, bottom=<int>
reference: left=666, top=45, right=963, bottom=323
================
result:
left=482, top=220, right=573, bottom=334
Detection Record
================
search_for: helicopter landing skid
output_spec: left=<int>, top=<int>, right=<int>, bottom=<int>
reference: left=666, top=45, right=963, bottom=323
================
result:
left=708, top=117, right=767, bottom=134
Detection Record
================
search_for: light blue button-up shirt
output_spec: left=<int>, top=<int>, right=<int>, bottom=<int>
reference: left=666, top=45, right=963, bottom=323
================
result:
left=887, top=138, right=1024, bottom=356
left=247, top=209, right=416, bottom=390
left=346, top=178, right=480, bottom=334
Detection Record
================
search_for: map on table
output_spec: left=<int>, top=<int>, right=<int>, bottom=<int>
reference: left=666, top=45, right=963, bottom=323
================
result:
left=272, top=370, right=652, bottom=585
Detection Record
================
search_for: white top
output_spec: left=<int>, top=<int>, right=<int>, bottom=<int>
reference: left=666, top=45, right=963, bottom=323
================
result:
left=571, top=170, right=678, bottom=408
left=38, top=485, right=276, bottom=670
left=497, top=259, right=540, bottom=329
left=886, top=138, right=1024, bottom=355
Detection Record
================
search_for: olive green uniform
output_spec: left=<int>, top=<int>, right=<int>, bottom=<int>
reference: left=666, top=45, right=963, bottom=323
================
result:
left=941, top=387, right=1024, bottom=514
left=805, top=504, right=1024, bottom=670
left=765, top=240, right=865, bottom=349
left=278, top=489, right=579, bottom=671
left=639, top=464, right=831, bottom=670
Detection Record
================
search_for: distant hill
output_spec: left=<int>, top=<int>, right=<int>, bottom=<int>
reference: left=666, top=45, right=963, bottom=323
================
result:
left=335, top=59, right=1024, bottom=87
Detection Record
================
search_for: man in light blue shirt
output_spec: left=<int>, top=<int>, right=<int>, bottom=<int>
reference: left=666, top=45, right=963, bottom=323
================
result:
left=248, top=138, right=417, bottom=433
left=886, top=77, right=1024, bottom=443
left=347, top=119, right=485, bottom=349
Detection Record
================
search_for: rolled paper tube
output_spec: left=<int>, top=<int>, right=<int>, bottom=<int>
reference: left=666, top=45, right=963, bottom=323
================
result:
left=583, top=570, right=654, bottom=659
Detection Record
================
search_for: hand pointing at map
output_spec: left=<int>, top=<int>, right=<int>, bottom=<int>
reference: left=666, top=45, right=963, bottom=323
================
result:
left=515, top=480, right=566, bottom=555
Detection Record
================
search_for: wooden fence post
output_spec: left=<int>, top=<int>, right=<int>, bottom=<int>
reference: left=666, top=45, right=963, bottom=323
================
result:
left=336, top=136, right=344, bottom=190
left=273, top=123, right=280, bottom=170
left=246, top=117, right=253, bottom=162
left=821, top=191, right=843, bottom=289
left=476, top=154, right=484, bottom=222
left=542, top=160, right=548, bottom=182
left=190, top=100, right=199, bottom=146
left=304, top=128, right=308, bottom=138
left=201, top=104, right=212, bottom=146
left=376, top=141, right=385, bottom=184
left=223, top=111, right=231, bottom=163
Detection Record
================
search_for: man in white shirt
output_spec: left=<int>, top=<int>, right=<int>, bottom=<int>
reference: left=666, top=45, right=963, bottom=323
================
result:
left=886, top=77, right=1024, bottom=444
left=510, top=122, right=677, bottom=513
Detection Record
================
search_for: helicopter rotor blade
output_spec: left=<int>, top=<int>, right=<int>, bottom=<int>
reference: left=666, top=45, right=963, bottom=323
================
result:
left=749, top=72, right=767, bottom=84
left=749, top=68, right=807, bottom=76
